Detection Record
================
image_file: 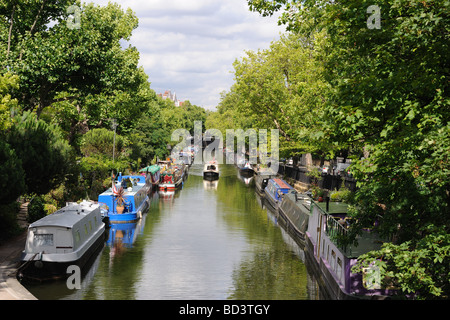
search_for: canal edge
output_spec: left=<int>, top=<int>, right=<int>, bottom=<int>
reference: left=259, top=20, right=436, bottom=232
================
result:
left=0, top=232, right=37, bottom=300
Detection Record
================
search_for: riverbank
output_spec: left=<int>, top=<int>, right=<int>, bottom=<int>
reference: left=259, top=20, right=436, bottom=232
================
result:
left=0, top=231, right=37, bottom=300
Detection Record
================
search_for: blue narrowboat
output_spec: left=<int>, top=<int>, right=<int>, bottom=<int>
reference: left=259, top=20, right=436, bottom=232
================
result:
left=264, top=178, right=293, bottom=210
left=98, top=173, right=151, bottom=224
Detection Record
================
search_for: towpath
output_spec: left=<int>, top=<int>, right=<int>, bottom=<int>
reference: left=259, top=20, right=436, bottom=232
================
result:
left=0, top=202, right=37, bottom=300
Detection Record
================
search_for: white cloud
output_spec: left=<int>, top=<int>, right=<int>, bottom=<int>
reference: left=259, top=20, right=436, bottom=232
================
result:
left=86, top=0, right=286, bottom=110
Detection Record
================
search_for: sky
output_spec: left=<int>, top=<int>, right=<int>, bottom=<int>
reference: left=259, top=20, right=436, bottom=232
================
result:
left=87, top=0, right=286, bottom=110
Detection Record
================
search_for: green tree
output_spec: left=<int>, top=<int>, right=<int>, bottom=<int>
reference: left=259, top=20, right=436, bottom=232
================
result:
left=0, top=72, right=19, bottom=131
left=6, top=111, right=74, bottom=195
left=0, top=139, right=25, bottom=204
left=232, top=32, right=332, bottom=158
left=247, top=0, right=450, bottom=298
left=1, top=1, right=147, bottom=142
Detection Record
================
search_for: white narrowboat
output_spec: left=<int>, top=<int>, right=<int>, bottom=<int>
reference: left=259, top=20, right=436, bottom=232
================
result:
left=203, top=160, right=219, bottom=180
left=19, top=200, right=106, bottom=281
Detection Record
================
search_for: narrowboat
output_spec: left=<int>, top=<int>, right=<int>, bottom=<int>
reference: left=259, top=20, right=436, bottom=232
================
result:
left=159, top=162, right=185, bottom=192
left=238, top=161, right=255, bottom=177
left=255, top=170, right=277, bottom=195
left=19, top=200, right=105, bottom=281
left=98, top=173, right=151, bottom=223
left=305, top=200, right=394, bottom=299
left=203, top=160, right=219, bottom=180
left=264, top=178, right=293, bottom=210
left=278, top=191, right=311, bottom=247
left=139, top=165, right=161, bottom=188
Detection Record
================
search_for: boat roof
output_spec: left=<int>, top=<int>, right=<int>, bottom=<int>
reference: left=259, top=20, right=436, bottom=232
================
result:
left=29, top=201, right=99, bottom=229
left=139, top=165, right=160, bottom=174
left=271, top=178, right=292, bottom=190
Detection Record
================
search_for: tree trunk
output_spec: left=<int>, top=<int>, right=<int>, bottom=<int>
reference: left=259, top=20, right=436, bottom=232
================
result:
left=7, top=3, right=16, bottom=59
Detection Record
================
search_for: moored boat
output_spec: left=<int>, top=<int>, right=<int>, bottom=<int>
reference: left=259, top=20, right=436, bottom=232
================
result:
left=203, top=160, right=219, bottom=180
left=238, top=161, right=255, bottom=177
left=19, top=200, right=105, bottom=281
left=278, top=191, right=311, bottom=247
left=159, top=161, right=184, bottom=192
left=264, top=178, right=293, bottom=210
left=139, top=165, right=161, bottom=188
left=98, top=173, right=151, bottom=224
left=305, top=200, right=394, bottom=299
left=255, top=170, right=277, bottom=195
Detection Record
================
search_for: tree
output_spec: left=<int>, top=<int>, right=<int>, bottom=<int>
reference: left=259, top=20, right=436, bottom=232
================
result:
left=131, top=100, right=171, bottom=164
left=1, top=1, right=146, bottom=142
left=0, top=72, right=19, bottom=131
left=232, top=32, right=333, bottom=158
left=247, top=0, right=450, bottom=298
left=0, top=139, right=25, bottom=204
left=6, top=111, right=74, bottom=195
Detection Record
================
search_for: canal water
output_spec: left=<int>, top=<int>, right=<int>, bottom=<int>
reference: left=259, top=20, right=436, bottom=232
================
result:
left=23, top=164, right=320, bottom=300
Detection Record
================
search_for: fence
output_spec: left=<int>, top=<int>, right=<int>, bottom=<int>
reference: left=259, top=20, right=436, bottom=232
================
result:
left=277, top=164, right=357, bottom=192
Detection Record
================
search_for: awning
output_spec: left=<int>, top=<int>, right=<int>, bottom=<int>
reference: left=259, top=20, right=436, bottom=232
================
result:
left=139, top=165, right=160, bottom=174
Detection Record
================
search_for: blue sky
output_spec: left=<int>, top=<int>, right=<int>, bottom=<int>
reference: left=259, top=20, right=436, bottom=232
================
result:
left=87, top=0, right=285, bottom=110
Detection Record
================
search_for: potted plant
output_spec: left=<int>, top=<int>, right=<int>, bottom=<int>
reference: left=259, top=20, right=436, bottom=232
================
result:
left=115, top=186, right=126, bottom=214
left=317, top=189, right=325, bottom=202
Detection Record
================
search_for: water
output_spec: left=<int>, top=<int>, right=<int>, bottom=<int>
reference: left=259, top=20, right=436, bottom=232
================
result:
left=23, top=164, right=319, bottom=300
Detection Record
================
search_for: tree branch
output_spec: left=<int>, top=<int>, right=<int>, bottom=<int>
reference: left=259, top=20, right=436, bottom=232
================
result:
left=29, top=0, right=47, bottom=35
left=7, top=2, right=16, bottom=59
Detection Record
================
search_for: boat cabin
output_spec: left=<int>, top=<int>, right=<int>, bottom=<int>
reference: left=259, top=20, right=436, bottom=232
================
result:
left=305, top=201, right=393, bottom=299
left=264, top=178, right=293, bottom=208
left=23, top=201, right=104, bottom=258
left=98, top=174, right=150, bottom=222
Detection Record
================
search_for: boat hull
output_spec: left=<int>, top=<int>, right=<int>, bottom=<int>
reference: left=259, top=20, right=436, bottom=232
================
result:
left=108, top=196, right=149, bottom=223
left=203, top=171, right=219, bottom=180
left=19, top=229, right=106, bottom=282
left=239, top=168, right=254, bottom=177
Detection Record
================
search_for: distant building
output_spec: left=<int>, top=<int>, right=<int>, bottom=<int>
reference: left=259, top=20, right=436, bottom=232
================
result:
left=158, top=90, right=184, bottom=107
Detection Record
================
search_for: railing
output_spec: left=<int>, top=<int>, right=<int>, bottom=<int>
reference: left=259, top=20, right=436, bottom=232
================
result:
left=325, top=214, right=349, bottom=243
left=278, top=163, right=357, bottom=192
left=313, top=201, right=352, bottom=253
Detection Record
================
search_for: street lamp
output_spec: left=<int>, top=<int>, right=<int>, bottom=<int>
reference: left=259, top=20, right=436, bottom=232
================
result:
left=111, top=119, right=118, bottom=164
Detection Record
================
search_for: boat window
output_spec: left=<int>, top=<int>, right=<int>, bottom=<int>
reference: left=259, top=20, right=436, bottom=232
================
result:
left=94, top=216, right=98, bottom=226
left=34, top=234, right=54, bottom=247
left=84, top=224, right=88, bottom=235
left=75, top=230, right=80, bottom=243
left=89, top=221, right=93, bottom=231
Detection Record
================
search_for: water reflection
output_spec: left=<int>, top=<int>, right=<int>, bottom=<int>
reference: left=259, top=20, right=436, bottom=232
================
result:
left=24, top=164, right=319, bottom=300
left=203, top=179, right=218, bottom=190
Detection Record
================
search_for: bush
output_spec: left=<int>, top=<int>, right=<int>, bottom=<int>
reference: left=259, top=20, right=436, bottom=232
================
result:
left=27, top=196, right=46, bottom=223
left=0, top=202, right=21, bottom=244
left=0, top=140, right=26, bottom=205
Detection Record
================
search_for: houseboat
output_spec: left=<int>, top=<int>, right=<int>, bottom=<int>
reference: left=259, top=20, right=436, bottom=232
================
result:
left=264, top=178, right=293, bottom=210
left=19, top=200, right=105, bottom=281
left=159, top=162, right=185, bottom=192
left=98, top=173, right=151, bottom=224
left=255, top=170, right=277, bottom=195
left=140, top=165, right=161, bottom=188
left=203, top=160, right=219, bottom=180
left=305, top=200, right=393, bottom=299
left=278, top=191, right=311, bottom=247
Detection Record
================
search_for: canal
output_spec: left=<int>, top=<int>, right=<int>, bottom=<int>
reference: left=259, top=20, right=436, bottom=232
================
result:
left=23, top=164, right=320, bottom=300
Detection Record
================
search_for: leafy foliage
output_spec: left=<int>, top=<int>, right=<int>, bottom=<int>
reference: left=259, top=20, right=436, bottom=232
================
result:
left=6, top=111, right=74, bottom=195
left=246, top=0, right=449, bottom=298
left=0, top=139, right=25, bottom=204
left=352, top=226, right=450, bottom=299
